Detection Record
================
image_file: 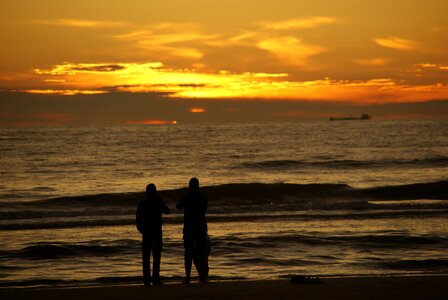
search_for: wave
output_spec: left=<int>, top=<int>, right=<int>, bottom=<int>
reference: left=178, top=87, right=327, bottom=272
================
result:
left=213, top=233, right=447, bottom=251
left=0, top=181, right=446, bottom=230
left=4, top=180, right=447, bottom=208
left=240, top=157, right=448, bottom=170
left=0, top=279, right=68, bottom=288
left=1, top=209, right=447, bottom=231
left=376, top=259, right=448, bottom=271
left=231, top=257, right=322, bottom=267
left=6, top=233, right=445, bottom=262
left=0, top=240, right=140, bottom=260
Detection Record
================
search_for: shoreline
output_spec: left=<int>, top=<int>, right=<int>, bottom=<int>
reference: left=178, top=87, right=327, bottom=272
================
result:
left=1, top=275, right=447, bottom=300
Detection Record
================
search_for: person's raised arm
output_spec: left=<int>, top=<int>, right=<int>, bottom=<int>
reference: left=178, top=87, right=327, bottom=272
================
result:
left=176, top=195, right=185, bottom=210
left=160, top=197, right=171, bottom=214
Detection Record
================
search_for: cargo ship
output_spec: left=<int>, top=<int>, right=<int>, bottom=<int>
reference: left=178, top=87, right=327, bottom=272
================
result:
left=329, top=113, right=370, bottom=121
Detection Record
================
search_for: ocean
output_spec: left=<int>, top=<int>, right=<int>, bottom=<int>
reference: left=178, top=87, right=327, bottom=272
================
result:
left=0, top=120, right=447, bottom=288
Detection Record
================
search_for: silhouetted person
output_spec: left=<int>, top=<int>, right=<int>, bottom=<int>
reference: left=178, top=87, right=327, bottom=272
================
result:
left=177, top=177, right=208, bottom=283
left=136, top=183, right=170, bottom=286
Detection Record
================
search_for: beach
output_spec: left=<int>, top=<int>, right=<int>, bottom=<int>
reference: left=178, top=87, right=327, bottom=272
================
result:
left=2, top=276, right=447, bottom=300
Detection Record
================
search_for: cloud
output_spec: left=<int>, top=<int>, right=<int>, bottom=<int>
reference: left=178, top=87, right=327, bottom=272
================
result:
left=44, top=79, right=66, bottom=83
left=138, top=43, right=204, bottom=59
left=206, top=17, right=336, bottom=54
left=113, top=19, right=334, bottom=64
left=257, top=37, right=326, bottom=66
left=71, top=65, right=126, bottom=72
left=218, top=31, right=259, bottom=46
left=249, top=72, right=289, bottom=78
left=374, top=36, right=418, bottom=51
left=115, top=23, right=218, bottom=59
left=117, top=29, right=217, bottom=44
left=4, top=91, right=446, bottom=126
left=415, top=63, right=448, bottom=71
left=353, top=57, right=389, bottom=66
left=31, top=113, right=75, bottom=123
left=190, top=107, right=206, bottom=113
left=22, top=89, right=108, bottom=95
left=34, top=62, right=163, bottom=75
left=259, top=17, right=337, bottom=30
left=31, top=62, right=293, bottom=95
left=0, top=112, right=76, bottom=126
left=28, top=18, right=127, bottom=28
left=21, top=61, right=448, bottom=104
left=416, top=63, right=438, bottom=68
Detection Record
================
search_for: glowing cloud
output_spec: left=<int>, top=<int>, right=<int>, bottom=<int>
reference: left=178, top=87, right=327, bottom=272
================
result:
left=374, top=36, right=418, bottom=51
left=22, top=89, right=108, bottom=95
left=22, top=61, right=448, bottom=104
left=257, top=37, right=325, bottom=66
left=34, top=63, right=162, bottom=75
left=117, top=30, right=217, bottom=44
left=31, top=62, right=293, bottom=95
left=260, top=16, right=337, bottom=30
left=353, top=57, right=389, bottom=66
left=115, top=23, right=218, bottom=59
left=44, top=79, right=66, bottom=83
left=416, top=63, right=448, bottom=70
left=190, top=107, right=206, bottom=113
left=416, top=63, right=438, bottom=68
left=28, top=18, right=127, bottom=28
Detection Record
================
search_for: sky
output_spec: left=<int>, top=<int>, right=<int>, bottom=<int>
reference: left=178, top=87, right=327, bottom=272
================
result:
left=1, top=0, right=447, bottom=124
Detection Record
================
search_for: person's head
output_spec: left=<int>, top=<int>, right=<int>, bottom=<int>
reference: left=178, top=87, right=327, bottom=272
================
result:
left=146, top=183, right=157, bottom=195
left=189, top=177, right=199, bottom=189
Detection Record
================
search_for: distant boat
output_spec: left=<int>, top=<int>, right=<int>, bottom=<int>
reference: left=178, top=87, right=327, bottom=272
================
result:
left=329, top=113, right=370, bottom=121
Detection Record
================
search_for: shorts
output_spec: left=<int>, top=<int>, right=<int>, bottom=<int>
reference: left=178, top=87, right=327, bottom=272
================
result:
left=183, top=232, right=207, bottom=260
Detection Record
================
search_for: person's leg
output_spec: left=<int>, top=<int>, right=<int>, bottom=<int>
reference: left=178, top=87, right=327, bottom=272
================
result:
left=196, top=233, right=208, bottom=283
left=205, top=235, right=210, bottom=280
left=193, top=244, right=200, bottom=279
left=193, top=240, right=202, bottom=279
left=152, top=237, right=162, bottom=285
left=142, top=236, right=152, bottom=286
left=183, top=237, right=194, bottom=283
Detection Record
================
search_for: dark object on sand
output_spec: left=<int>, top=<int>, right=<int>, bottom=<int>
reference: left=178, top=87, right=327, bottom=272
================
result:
left=291, top=275, right=322, bottom=284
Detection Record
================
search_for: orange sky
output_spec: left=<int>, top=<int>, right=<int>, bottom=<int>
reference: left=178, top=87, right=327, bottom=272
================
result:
left=0, top=0, right=447, bottom=124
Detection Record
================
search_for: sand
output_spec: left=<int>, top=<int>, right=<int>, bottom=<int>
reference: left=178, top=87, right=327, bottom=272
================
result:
left=1, top=276, right=447, bottom=300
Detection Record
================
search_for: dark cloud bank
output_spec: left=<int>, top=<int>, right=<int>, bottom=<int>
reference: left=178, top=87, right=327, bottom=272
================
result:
left=1, top=91, right=447, bottom=125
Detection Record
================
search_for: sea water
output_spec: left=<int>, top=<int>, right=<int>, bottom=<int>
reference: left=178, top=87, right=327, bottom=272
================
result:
left=0, top=120, right=447, bottom=288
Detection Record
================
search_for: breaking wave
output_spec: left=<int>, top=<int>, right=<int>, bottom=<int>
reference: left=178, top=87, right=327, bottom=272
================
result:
left=0, top=239, right=139, bottom=260
left=0, top=181, right=446, bottom=230
left=240, top=157, right=448, bottom=170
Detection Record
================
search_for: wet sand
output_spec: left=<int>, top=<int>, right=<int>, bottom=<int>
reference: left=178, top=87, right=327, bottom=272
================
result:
left=1, top=276, right=447, bottom=300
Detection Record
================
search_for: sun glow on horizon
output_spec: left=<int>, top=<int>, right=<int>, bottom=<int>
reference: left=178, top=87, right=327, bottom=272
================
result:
left=126, top=119, right=177, bottom=125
